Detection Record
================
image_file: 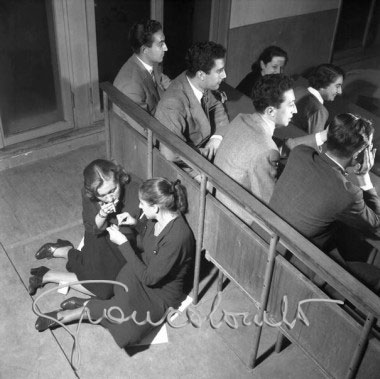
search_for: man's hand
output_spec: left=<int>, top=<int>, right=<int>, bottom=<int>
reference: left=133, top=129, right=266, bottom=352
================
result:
left=200, top=138, right=222, bottom=160
left=107, top=224, right=128, bottom=245
left=354, top=146, right=376, bottom=190
left=354, top=146, right=376, bottom=176
left=285, top=128, right=328, bottom=152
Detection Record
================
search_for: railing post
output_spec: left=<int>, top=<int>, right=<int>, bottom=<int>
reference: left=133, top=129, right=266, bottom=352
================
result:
left=275, top=331, right=287, bottom=353
left=147, top=129, right=153, bottom=178
left=346, top=313, right=376, bottom=379
left=249, top=234, right=279, bottom=368
left=103, top=91, right=111, bottom=160
left=192, top=173, right=207, bottom=304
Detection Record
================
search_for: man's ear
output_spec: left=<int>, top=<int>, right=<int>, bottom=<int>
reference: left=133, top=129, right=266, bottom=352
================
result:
left=153, top=204, right=160, bottom=214
left=259, top=60, right=265, bottom=71
left=265, top=106, right=276, bottom=117
left=197, top=70, right=205, bottom=81
left=319, top=87, right=326, bottom=97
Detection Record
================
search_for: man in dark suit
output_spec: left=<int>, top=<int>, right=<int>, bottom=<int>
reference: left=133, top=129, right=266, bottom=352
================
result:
left=113, top=20, right=170, bottom=117
left=270, top=113, right=380, bottom=289
left=155, top=41, right=229, bottom=162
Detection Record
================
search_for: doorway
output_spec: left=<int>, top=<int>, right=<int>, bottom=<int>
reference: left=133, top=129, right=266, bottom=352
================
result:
left=333, top=0, right=380, bottom=59
left=0, top=0, right=74, bottom=147
left=163, top=0, right=212, bottom=78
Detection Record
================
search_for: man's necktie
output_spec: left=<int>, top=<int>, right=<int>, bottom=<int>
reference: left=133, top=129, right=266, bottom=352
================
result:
left=201, top=94, right=208, bottom=118
left=150, top=70, right=157, bottom=88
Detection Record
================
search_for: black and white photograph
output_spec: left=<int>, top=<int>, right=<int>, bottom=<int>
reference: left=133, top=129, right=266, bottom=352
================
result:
left=1, top=0, right=380, bottom=378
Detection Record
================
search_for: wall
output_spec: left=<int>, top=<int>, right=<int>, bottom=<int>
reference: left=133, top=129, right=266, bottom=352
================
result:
left=94, top=0, right=150, bottom=84
left=226, top=0, right=340, bottom=87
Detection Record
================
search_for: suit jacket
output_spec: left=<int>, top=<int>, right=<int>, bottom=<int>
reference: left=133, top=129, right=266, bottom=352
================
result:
left=269, top=145, right=380, bottom=252
left=214, top=113, right=280, bottom=204
left=113, top=54, right=170, bottom=116
left=292, top=92, right=329, bottom=134
left=154, top=71, right=229, bottom=149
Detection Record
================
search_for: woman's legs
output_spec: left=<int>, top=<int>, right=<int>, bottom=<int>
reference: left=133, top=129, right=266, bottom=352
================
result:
left=57, top=306, right=88, bottom=323
left=51, top=246, right=72, bottom=259
left=35, top=306, right=88, bottom=331
left=43, top=271, right=95, bottom=296
left=35, top=240, right=74, bottom=260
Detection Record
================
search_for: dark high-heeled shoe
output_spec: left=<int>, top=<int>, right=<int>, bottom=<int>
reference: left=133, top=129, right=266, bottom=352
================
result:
left=28, top=275, right=45, bottom=296
left=35, top=310, right=62, bottom=332
left=30, top=266, right=50, bottom=277
left=60, top=296, right=88, bottom=310
left=28, top=266, right=50, bottom=295
left=35, top=239, right=73, bottom=260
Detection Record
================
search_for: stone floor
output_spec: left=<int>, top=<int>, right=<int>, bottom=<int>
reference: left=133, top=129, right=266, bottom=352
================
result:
left=0, top=143, right=326, bottom=378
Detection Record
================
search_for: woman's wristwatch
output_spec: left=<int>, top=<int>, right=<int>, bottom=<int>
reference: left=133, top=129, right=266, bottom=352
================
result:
left=98, top=209, right=108, bottom=218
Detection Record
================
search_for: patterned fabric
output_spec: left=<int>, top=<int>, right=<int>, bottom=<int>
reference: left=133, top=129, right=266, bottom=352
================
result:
left=155, top=71, right=229, bottom=149
left=113, top=54, right=170, bottom=116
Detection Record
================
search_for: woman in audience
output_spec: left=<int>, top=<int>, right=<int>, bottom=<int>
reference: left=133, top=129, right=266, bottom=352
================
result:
left=292, top=63, right=345, bottom=135
left=34, top=177, right=195, bottom=348
left=236, top=45, right=288, bottom=98
left=29, top=159, right=140, bottom=299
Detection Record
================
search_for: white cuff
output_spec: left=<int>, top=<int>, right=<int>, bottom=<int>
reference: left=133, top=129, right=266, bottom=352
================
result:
left=315, top=131, right=326, bottom=147
left=360, top=173, right=373, bottom=191
left=210, top=135, right=223, bottom=141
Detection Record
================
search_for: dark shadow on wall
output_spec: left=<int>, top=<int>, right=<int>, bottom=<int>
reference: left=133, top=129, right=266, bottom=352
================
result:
left=163, top=0, right=211, bottom=79
left=94, top=0, right=150, bottom=85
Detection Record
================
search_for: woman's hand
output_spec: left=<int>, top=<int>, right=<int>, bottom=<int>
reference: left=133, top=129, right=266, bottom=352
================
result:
left=100, top=201, right=116, bottom=217
left=116, top=212, right=137, bottom=226
left=107, top=225, right=128, bottom=245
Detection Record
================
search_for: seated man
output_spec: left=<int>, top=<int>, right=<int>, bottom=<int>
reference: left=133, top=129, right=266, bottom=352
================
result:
left=270, top=113, right=380, bottom=290
left=214, top=74, right=296, bottom=208
left=155, top=41, right=229, bottom=163
left=113, top=19, right=170, bottom=117
left=292, top=64, right=345, bottom=135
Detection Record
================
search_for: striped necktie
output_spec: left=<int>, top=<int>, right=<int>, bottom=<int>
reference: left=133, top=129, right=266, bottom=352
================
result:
left=150, top=70, right=157, bottom=88
left=201, top=94, right=208, bottom=118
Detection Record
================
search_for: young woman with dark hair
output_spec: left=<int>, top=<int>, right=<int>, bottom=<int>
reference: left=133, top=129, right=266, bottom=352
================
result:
left=29, top=159, right=140, bottom=299
left=292, top=63, right=345, bottom=135
left=236, top=45, right=288, bottom=98
left=34, top=177, right=195, bottom=348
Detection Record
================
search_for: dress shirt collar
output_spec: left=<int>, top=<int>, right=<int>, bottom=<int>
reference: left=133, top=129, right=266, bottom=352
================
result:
left=308, top=87, right=324, bottom=104
left=324, top=152, right=348, bottom=175
left=186, top=76, right=203, bottom=103
left=136, top=55, right=154, bottom=74
left=258, top=114, right=276, bottom=136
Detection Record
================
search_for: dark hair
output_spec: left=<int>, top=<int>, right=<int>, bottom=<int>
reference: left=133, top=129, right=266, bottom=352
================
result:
left=139, top=178, right=188, bottom=213
left=252, top=74, right=294, bottom=113
left=251, top=45, right=288, bottom=71
left=129, top=20, right=162, bottom=54
left=186, top=41, right=226, bottom=77
left=83, top=159, right=130, bottom=200
left=308, top=64, right=345, bottom=89
left=326, top=113, right=374, bottom=158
